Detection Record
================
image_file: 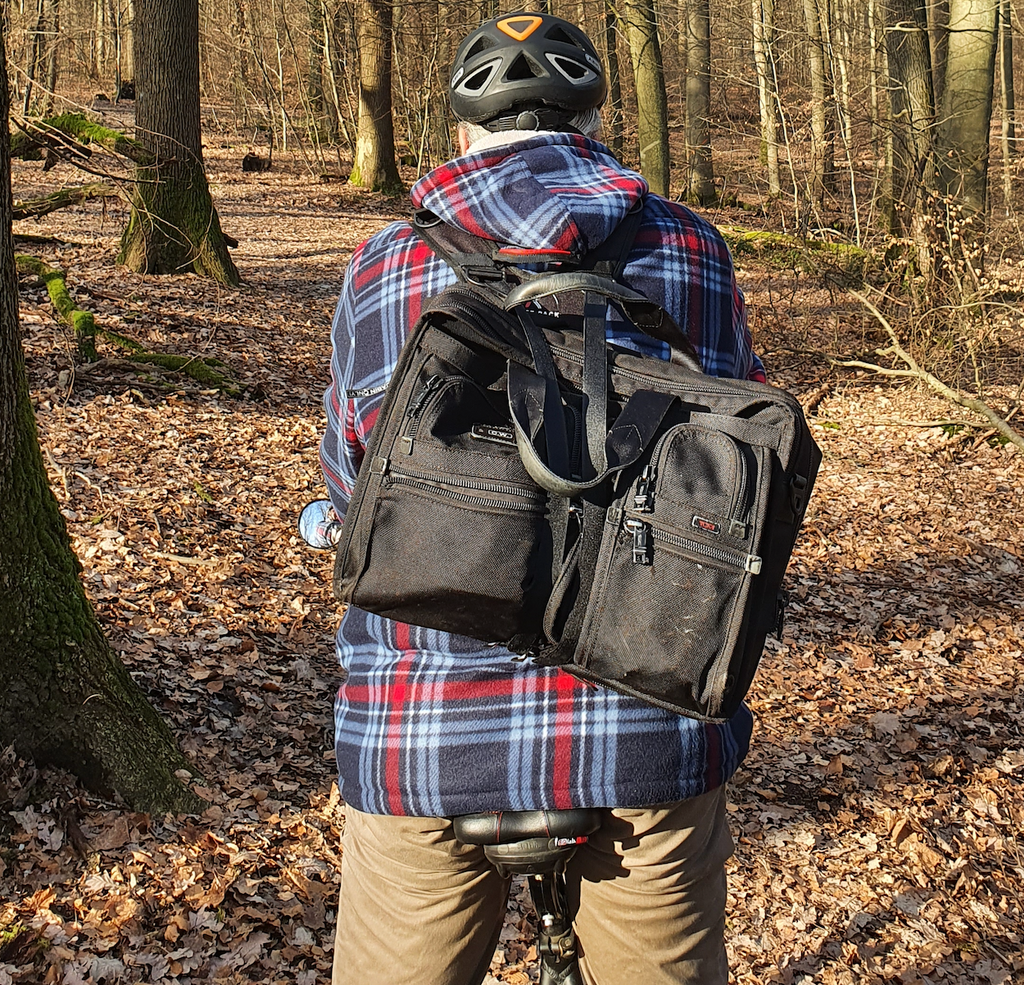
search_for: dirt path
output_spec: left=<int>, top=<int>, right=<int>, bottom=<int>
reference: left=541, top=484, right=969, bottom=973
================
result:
left=3, top=146, right=1021, bottom=985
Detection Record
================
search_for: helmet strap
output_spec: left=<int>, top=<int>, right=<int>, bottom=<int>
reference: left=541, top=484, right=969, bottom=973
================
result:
left=482, top=106, right=581, bottom=134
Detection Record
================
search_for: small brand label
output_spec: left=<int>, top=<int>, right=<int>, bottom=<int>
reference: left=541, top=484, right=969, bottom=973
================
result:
left=692, top=516, right=721, bottom=536
left=471, top=424, right=516, bottom=446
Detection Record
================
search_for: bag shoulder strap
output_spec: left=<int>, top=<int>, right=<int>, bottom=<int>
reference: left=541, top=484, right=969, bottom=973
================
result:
left=411, top=204, right=699, bottom=365
left=410, top=200, right=643, bottom=288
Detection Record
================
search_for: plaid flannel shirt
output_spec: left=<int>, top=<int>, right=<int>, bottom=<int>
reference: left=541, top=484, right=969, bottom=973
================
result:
left=320, top=133, right=761, bottom=817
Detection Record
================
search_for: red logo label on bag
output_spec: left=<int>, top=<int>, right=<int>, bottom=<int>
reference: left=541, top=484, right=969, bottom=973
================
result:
left=692, top=516, right=721, bottom=535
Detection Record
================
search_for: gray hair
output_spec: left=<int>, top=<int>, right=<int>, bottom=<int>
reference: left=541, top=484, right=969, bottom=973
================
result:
left=461, top=107, right=603, bottom=147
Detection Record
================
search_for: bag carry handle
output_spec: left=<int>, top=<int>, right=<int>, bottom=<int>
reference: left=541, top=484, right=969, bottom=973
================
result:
left=504, top=272, right=702, bottom=371
left=508, top=287, right=682, bottom=497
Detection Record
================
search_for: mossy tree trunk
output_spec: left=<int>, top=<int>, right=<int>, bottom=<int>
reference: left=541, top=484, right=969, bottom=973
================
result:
left=0, top=25, right=202, bottom=815
left=118, top=0, right=239, bottom=285
left=623, top=0, right=671, bottom=197
left=348, top=0, right=402, bottom=195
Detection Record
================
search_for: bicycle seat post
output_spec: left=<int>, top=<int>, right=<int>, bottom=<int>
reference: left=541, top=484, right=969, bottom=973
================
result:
left=451, top=808, right=602, bottom=985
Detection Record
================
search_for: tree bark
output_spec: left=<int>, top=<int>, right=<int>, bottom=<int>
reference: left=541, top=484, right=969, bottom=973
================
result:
left=998, top=0, right=1014, bottom=208
left=934, top=1, right=998, bottom=218
left=684, top=0, right=715, bottom=204
left=1, top=21, right=202, bottom=815
left=604, top=1, right=624, bottom=160
left=41, top=0, right=60, bottom=116
left=751, top=0, right=781, bottom=197
left=868, top=0, right=882, bottom=160
left=929, top=0, right=951, bottom=108
left=118, top=0, right=239, bottom=284
left=882, top=0, right=936, bottom=234
left=24, top=0, right=47, bottom=114
left=623, top=0, right=671, bottom=197
left=349, top=0, right=402, bottom=195
left=803, top=0, right=836, bottom=205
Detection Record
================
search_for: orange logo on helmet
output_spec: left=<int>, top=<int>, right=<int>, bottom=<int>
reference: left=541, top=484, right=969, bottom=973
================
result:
left=497, top=15, right=544, bottom=41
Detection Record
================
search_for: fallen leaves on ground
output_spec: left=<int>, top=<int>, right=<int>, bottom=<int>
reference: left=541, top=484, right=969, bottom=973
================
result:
left=3, top=136, right=1022, bottom=985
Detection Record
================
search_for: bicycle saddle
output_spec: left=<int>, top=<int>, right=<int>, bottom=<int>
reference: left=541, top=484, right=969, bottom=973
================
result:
left=452, top=808, right=602, bottom=846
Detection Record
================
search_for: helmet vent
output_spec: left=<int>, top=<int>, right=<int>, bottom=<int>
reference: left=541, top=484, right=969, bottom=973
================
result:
left=459, top=59, right=500, bottom=93
left=505, top=52, right=545, bottom=81
left=465, top=36, right=496, bottom=60
left=546, top=52, right=596, bottom=84
left=545, top=25, right=579, bottom=47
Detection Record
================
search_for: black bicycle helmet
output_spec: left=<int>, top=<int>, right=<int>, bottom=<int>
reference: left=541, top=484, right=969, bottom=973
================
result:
left=449, top=12, right=607, bottom=129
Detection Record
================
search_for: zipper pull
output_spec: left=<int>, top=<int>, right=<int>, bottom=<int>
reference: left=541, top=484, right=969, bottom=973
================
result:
left=624, top=518, right=651, bottom=565
left=633, top=464, right=656, bottom=513
left=401, top=375, right=443, bottom=454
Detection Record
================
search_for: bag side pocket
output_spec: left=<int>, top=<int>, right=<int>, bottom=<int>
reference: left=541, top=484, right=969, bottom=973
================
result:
left=574, top=423, right=768, bottom=720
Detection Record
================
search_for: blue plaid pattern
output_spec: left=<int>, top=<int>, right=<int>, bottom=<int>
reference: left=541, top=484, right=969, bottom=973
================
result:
left=321, top=134, right=758, bottom=817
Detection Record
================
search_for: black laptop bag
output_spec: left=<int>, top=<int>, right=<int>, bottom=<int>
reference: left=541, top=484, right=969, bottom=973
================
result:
left=332, top=211, right=821, bottom=722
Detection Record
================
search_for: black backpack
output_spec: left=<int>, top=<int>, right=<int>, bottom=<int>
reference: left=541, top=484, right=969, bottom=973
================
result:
left=332, top=208, right=821, bottom=722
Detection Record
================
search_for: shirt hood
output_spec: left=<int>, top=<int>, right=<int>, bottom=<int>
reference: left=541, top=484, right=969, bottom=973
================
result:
left=410, top=132, right=648, bottom=255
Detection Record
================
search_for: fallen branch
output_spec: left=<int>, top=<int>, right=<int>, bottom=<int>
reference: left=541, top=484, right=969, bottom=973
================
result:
left=15, top=255, right=241, bottom=395
left=11, top=113, right=152, bottom=166
left=99, top=327, right=240, bottom=395
left=801, top=379, right=834, bottom=415
left=16, top=255, right=98, bottom=360
left=833, top=291, right=1024, bottom=454
left=13, top=183, right=121, bottom=221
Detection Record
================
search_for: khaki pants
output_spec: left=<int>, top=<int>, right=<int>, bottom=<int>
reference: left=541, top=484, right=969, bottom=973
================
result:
left=332, top=787, right=733, bottom=985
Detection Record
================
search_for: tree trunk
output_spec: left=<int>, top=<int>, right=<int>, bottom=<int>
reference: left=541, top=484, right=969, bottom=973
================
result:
left=604, top=1, right=624, bottom=160
left=623, top=0, right=671, bottom=197
left=929, top=0, right=951, bottom=108
left=831, top=0, right=853, bottom=157
left=803, top=0, right=835, bottom=205
left=230, top=0, right=254, bottom=126
left=92, top=0, right=105, bottom=79
left=999, top=0, right=1014, bottom=208
left=931, top=0, right=998, bottom=285
left=751, top=0, right=781, bottom=197
left=118, top=0, right=239, bottom=284
left=349, top=0, right=403, bottom=194
left=307, top=0, right=334, bottom=137
left=935, top=0, right=998, bottom=216
left=868, top=0, right=882, bottom=161
left=684, top=0, right=715, bottom=204
left=882, top=0, right=936, bottom=234
left=0, top=21, right=202, bottom=815
left=24, top=0, right=46, bottom=114
left=42, top=0, right=60, bottom=115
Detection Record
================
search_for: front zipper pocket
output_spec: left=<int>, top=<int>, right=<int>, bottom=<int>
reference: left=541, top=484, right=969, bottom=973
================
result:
left=348, top=369, right=552, bottom=645
left=384, top=466, right=547, bottom=514
left=624, top=517, right=762, bottom=574
left=574, top=423, right=770, bottom=721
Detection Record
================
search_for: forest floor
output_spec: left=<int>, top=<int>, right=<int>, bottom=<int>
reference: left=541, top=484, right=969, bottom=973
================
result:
left=2, top=129, right=1023, bottom=985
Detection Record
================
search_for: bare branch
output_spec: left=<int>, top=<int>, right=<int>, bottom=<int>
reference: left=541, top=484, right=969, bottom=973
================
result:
left=12, top=183, right=121, bottom=221
left=839, top=290, right=1024, bottom=454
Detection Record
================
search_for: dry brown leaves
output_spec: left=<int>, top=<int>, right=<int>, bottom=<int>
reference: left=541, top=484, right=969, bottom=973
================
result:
left=3, top=138, right=1022, bottom=985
